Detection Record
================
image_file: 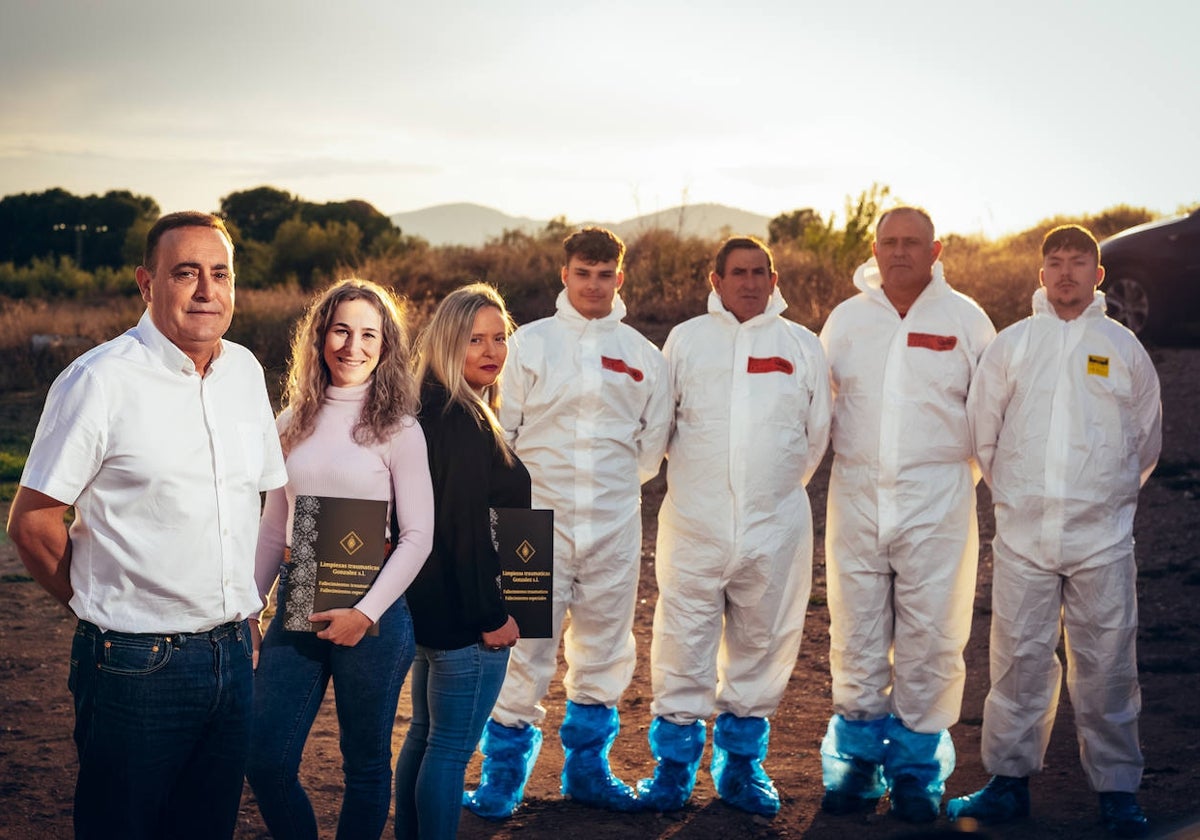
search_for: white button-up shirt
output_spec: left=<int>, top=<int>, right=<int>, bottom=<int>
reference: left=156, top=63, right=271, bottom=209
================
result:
left=20, top=311, right=287, bottom=633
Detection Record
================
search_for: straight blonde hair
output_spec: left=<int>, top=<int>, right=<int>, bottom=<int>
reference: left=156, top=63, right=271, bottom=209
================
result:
left=414, top=283, right=515, bottom=463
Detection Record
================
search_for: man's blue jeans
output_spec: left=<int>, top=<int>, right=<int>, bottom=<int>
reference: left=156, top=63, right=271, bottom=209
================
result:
left=69, top=618, right=254, bottom=840
left=247, top=593, right=415, bottom=840
left=394, top=643, right=510, bottom=839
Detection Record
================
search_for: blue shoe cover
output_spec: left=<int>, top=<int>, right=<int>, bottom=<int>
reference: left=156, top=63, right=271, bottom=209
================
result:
left=462, top=718, right=542, bottom=819
left=890, top=774, right=939, bottom=823
left=947, top=775, right=1030, bottom=823
left=1099, top=791, right=1150, bottom=838
left=636, top=717, right=706, bottom=812
left=711, top=713, right=780, bottom=817
left=559, top=700, right=640, bottom=812
left=883, top=718, right=954, bottom=822
left=820, top=714, right=887, bottom=812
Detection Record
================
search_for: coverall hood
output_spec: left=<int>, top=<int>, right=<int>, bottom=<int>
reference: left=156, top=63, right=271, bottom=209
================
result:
left=707, top=286, right=788, bottom=324
left=555, top=287, right=628, bottom=327
left=1030, top=285, right=1107, bottom=321
left=853, top=257, right=949, bottom=307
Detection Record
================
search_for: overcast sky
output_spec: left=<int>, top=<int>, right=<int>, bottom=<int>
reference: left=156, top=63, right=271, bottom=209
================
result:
left=2, top=0, right=1197, bottom=237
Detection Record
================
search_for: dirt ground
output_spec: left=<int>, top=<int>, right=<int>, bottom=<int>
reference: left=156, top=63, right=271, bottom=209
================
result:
left=2, top=348, right=1198, bottom=840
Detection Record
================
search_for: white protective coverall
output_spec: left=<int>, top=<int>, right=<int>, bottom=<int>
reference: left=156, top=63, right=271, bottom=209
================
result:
left=493, top=290, right=671, bottom=726
left=966, top=288, right=1161, bottom=792
left=652, top=287, right=831, bottom=724
left=820, top=259, right=995, bottom=733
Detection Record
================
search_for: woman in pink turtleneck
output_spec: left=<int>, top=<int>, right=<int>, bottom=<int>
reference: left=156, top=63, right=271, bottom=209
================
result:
left=246, top=279, right=434, bottom=840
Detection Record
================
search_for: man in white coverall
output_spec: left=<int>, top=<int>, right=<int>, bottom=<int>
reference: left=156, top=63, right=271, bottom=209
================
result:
left=818, top=206, right=996, bottom=823
left=638, top=236, right=831, bottom=817
left=948, top=225, right=1160, bottom=839
left=463, top=227, right=671, bottom=817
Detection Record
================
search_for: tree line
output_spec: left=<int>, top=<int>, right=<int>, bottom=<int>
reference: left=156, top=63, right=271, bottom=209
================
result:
left=0, top=183, right=1162, bottom=336
left=0, top=185, right=421, bottom=297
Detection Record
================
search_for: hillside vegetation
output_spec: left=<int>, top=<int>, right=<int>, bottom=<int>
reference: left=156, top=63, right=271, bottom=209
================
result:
left=0, top=183, right=1161, bottom=396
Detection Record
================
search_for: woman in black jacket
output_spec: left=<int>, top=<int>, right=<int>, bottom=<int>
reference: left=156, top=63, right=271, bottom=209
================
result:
left=394, top=284, right=529, bottom=839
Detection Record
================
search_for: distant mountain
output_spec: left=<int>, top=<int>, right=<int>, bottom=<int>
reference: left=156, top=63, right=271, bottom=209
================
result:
left=608, top=203, right=770, bottom=242
left=390, top=202, right=770, bottom=247
left=389, top=203, right=544, bottom=247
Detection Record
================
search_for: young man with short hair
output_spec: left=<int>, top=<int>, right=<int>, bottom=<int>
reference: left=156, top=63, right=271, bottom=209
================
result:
left=951, top=225, right=1161, bottom=838
left=464, top=226, right=672, bottom=816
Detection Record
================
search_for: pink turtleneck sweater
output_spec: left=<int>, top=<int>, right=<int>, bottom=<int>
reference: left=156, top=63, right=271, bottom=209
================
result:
left=254, top=381, right=434, bottom=623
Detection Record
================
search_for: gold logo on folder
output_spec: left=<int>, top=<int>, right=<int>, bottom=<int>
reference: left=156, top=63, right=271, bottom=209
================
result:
left=516, top=540, right=536, bottom=563
left=340, top=531, right=365, bottom=556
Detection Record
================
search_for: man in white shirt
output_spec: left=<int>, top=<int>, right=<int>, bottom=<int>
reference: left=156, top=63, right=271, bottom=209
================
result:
left=7, top=211, right=287, bottom=840
left=949, top=225, right=1160, bottom=838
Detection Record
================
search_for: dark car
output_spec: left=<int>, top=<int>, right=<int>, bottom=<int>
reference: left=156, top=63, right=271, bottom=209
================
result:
left=1099, top=208, right=1200, bottom=342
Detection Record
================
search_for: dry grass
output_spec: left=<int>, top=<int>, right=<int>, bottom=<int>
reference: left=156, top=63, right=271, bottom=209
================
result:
left=0, top=295, right=145, bottom=347
left=0, top=288, right=312, bottom=393
left=0, top=206, right=1158, bottom=395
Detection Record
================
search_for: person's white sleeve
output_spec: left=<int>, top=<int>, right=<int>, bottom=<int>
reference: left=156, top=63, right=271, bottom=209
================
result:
left=19, top=363, right=107, bottom=505
left=256, top=385, right=288, bottom=491
left=636, top=349, right=672, bottom=484
left=498, top=330, right=527, bottom=446
left=253, top=486, right=289, bottom=617
left=1131, top=345, right=1163, bottom=487
left=966, top=337, right=1010, bottom=490
left=660, top=327, right=682, bottom=459
left=353, top=420, right=436, bottom=623
left=964, top=308, right=998, bottom=485
left=818, top=311, right=840, bottom=403
left=968, top=306, right=999, bottom=365
left=803, top=337, right=832, bottom=485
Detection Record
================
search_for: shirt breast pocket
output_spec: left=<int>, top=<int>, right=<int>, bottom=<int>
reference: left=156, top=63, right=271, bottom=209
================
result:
left=235, top=422, right=266, bottom=482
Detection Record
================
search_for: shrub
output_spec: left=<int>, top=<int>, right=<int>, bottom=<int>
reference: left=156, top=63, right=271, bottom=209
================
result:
left=0, top=202, right=1167, bottom=395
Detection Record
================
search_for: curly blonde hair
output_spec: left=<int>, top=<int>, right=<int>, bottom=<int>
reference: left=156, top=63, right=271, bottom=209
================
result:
left=280, top=278, right=418, bottom=453
left=414, top=283, right=516, bottom=463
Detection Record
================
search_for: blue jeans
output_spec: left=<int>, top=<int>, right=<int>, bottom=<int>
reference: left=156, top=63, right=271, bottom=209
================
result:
left=69, top=618, right=253, bottom=840
left=247, top=593, right=415, bottom=840
left=394, top=643, right=510, bottom=839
